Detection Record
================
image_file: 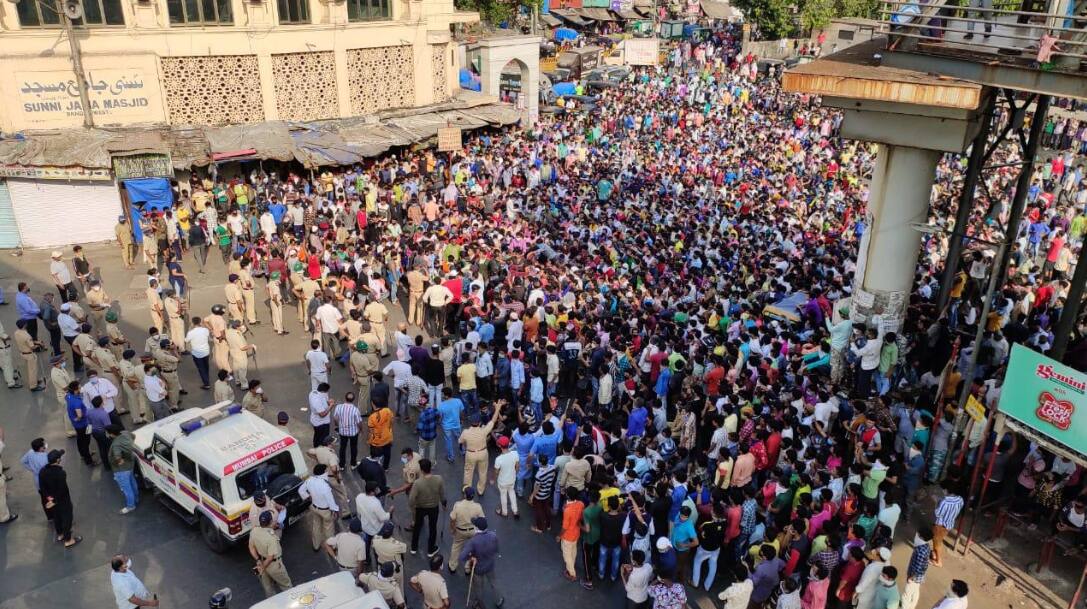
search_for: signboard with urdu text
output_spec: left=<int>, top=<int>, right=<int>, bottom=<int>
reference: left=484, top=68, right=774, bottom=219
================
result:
left=113, top=154, right=174, bottom=180
left=14, top=68, right=164, bottom=129
left=0, top=164, right=112, bottom=181
left=1001, top=344, right=1087, bottom=455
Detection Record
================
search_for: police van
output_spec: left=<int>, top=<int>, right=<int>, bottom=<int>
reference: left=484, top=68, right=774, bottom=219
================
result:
left=248, top=573, right=391, bottom=609
left=131, top=401, right=310, bottom=552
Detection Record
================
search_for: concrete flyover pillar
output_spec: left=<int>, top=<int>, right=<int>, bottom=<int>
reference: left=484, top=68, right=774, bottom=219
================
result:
left=851, top=144, right=942, bottom=331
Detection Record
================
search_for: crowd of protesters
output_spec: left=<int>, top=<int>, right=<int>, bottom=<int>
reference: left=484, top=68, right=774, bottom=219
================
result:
left=16, top=20, right=1087, bottom=609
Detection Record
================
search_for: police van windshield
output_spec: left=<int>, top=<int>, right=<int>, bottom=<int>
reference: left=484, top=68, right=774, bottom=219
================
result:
left=236, top=452, right=294, bottom=500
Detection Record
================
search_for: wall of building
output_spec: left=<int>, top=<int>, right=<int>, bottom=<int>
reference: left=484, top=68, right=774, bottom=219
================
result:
left=0, top=0, right=476, bottom=130
left=477, top=35, right=540, bottom=126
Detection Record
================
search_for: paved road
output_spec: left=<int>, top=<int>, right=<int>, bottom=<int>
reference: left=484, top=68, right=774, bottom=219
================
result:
left=0, top=241, right=1008, bottom=609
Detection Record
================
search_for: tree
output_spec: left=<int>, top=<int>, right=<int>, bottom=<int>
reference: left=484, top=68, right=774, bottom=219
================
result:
left=734, top=0, right=796, bottom=39
left=800, top=0, right=834, bottom=32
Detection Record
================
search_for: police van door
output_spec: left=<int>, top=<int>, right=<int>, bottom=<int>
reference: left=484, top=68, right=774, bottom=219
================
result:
left=149, top=435, right=186, bottom=506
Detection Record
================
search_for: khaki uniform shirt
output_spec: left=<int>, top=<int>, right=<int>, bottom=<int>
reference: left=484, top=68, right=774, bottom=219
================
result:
left=224, top=284, right=244, bottom=308
left=309, top=445, right=340, bottom=472
left=239, top=269, right=255, bottom=291
left=13, top=329, right=34, bottom=355
left=119, top=360, right=140, bottom=390
left=327, top=531, right=366, bottom=569
left=411, top=571, right=449, bottom=609
left=93, top=346, right=120, bottom=376
left=51, top=366, right=73, bottom=395
left=350, top=351, right=379, bottom=382
left=207, top=315, right=228, bottom=340
left=115, top=222, right=133, bottom=245
left=214, top=379, right=235, bottom=403
left=241, top=391, right=264, bottom=415
left=342, top=319, right=363, bottom=343
left=107, top=322, right=126, bottom=347
left=225, top=329, right=248, bottom=364
left=146, top=288, right=164, bottom=315
left=372, top=535, right=407, bottom=566
left=449, top=499, right=483, bottom=534
left=156, top=350, right=180, bottom=373
left=407, top=270, right=426, bottom=294
left=164, top=297, right=182, bottom=320
left=358, top=573, right=404, bottom=607
left=73, top=333, right=97, bottom=361
left=364, top=301, right=389, bottom=324
left=86, top=288, right=110, bottom=312
left=300, top=280, right=320, bottom=301
left=459, top=421, right=496, bottom=453
left=250, top=526, right=283, bottom=560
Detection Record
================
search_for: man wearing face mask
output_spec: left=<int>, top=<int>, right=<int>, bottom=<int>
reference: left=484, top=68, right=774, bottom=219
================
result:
left=932, top=580, right=969, bottom=609
left=110, top=554, right=157, bottom=608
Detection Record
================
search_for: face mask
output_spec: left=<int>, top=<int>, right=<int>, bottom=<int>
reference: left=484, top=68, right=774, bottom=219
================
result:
left=401, top=456, right=409, bottom=465
left=255, top=388, right=264, bottom=394
left=910, top=448, right=921, bottom=458
left=60, top=362, right=67, bottom=369
left=126, top=558, right=133, bottom=570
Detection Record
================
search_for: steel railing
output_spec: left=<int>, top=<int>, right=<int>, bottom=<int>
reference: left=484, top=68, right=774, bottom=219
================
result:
left=879, top=0, right=1087, bottom=69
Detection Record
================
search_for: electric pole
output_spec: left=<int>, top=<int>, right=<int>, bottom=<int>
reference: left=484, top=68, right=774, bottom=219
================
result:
left=57, top=0, right=94, bottom=127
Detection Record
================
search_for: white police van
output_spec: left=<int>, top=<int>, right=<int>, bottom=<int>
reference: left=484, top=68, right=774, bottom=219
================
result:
left=249, top=573, right=391, bottom=609
left=131, top=401, right=310, bottom=552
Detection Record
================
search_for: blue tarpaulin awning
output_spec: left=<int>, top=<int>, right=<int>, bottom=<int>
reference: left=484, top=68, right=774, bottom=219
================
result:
left=554, top=27, right=579, bottom=41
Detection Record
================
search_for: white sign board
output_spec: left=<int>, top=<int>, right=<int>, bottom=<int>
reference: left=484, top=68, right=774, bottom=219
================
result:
left=624, top=38, right=660, bottom=66
left=15, top=68, right=163, bottom=128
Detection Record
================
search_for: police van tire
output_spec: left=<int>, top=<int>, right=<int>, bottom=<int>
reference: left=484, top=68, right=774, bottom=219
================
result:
left=200, top=515, right=229, bottom=553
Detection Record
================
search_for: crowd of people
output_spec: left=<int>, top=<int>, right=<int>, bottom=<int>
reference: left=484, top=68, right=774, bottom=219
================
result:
left=7, top=20, right=1087, bottom=609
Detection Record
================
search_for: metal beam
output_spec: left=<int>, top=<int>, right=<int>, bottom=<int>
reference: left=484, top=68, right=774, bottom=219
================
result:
left=882, top=51, right=1087, bottom=101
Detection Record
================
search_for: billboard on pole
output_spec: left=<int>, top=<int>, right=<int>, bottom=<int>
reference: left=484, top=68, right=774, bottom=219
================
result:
left=1001, top=344, right=1087, bottom=455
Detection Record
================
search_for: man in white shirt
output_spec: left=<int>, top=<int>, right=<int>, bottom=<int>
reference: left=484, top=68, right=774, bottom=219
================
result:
left=49, top=251, right=75, bottom=303
left=306, top=340, right=331, bottom=391
left=309, top=383, right=333, bottom=448
left=623, top=550, right=654, bottom=607
left=143, top=367, right=170, bottom=421
left=110, top=554, right=157, bottom=609
left=492, top=436, right=519, bottom=517
left=932, top=580, right=969, bottom=609
left=315, top=300, right=343, bottom=362
left=298, top=463, right=340, bottom=551
left=82, top=370, right=119, bottom=414
left=355, top=481, right=390, bottom=556
left=185, top=317, right=212, bottom=389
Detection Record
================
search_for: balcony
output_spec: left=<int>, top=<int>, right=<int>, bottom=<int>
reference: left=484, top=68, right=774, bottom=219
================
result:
left=878, top=0, right=1087, bottom=99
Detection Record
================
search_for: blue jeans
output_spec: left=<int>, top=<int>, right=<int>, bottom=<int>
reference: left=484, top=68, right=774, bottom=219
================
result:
left=692, top=546, right=720, bottom=590
left=461, top=390, right=479, bottom=419
left=426, top=384, right=442, bottom=409
left=113, top=469, right=139, bottom=509
left=442, top=427, right=463, bottom=461
left=598, top=544, right=621, bottom=580
left=515, top=457, right=533, bottom=496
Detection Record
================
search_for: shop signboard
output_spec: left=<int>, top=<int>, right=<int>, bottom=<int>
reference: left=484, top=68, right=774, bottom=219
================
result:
left=1000, top=344, right=1087, bottom=454
left=113, top=153, right=174, bottom=180
left=14, top=67, right=164, bottom=128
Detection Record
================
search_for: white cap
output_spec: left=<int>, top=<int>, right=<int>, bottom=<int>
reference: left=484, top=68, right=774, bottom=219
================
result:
left=51, top=250, right=62, bottom=258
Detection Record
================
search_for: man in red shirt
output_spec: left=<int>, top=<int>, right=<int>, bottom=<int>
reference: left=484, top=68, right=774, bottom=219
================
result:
left=441, top=271, right=463, bottom=334
left=559, top=487, right=585, bottom=583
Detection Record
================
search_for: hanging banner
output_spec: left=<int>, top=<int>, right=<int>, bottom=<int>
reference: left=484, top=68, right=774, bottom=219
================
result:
left=437, top=127, right=462, bottom=152
left=1001, top=344, right=1087, bottom=455
left=0, top=164, right=112, bottom=181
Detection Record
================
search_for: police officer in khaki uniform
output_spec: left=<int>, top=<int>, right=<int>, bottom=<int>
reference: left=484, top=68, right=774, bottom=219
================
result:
left=326, top=518, right=367, bottom=571
left=225, top=274, right=245, bottom=322
left=372, top=520, right=408, bottom=593
left=349, top=341, right=380, bottom=413
left=306, top=435, right=346, bottom=501
left=267, top=272, right=288, bottom=336
left=146, top=279, right=165, bottom=333
left=206, top=306, right=231, bottom=376
left=13, top=320, right=44, bottom=392
left=85, top=280, right=111, bottom=337
left=225, top=320, right=254, bottom=387
left=0, top=321, right=21, bottom=390
left=72, top=325, right=98, bottom=375
left=91, top=337, right=127, bottom=414
left=115, top=215, right=136, bottom=268
left=238, top=262, right=260, bottom=325
left=163, top=289, right=186, bottom=351
left=446, top=486, right=484, bottom=574
left=249, top=511, right=292, bottom=598
left=342, top=310, right=364, bottom=348
left=105, top=311, right=128, bottom=361
left=364, top=299, right=390, bottom=357
left=119, top=350, right=148, bottom=424
left=155, top=338, right=184, bottom=410
left=249, top=491, right=286, bottom=539
left=296, top=276, right=320, bottom=326
left=406, top=267, right=427, bottom=327
left=359, top=563, right=406, bottom=609
left=241, top=379, right=267, bottom=418
left=213, top=369, right=235, bottom=403
left=460, top=407, right=501, bottom=496
left=49, top=354, right=73, bottom=435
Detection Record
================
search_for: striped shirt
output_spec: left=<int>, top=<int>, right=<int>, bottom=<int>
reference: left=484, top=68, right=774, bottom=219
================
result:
left=934, top=494, right=964, bottom=529
left=333, top=402, right=363, bottom=436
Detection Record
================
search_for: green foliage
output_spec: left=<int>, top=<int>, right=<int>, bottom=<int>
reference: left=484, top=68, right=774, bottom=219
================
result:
left=734, top=0, right=795, bottom=38
left=455, top=0, right=539, bottom=25
left=738, top=0, right=879, bottom=38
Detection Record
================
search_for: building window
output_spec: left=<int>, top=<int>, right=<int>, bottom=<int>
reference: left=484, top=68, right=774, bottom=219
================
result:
left=167, top=0, right=233, bottom=25
left=277, top=0, right=309, bottom=23
left=18, top=0, right=125, bottom=26
left=347, top=0, right=388, bottom=21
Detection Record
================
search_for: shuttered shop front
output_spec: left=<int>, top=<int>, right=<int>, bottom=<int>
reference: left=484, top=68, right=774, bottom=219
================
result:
left=7, top=178, right=121, bottom=248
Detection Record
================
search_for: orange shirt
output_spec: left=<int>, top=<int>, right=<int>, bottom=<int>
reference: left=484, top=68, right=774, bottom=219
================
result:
left=560, top=500, right=584, bottom=542
left=368, top=407, right=393, bottom=447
